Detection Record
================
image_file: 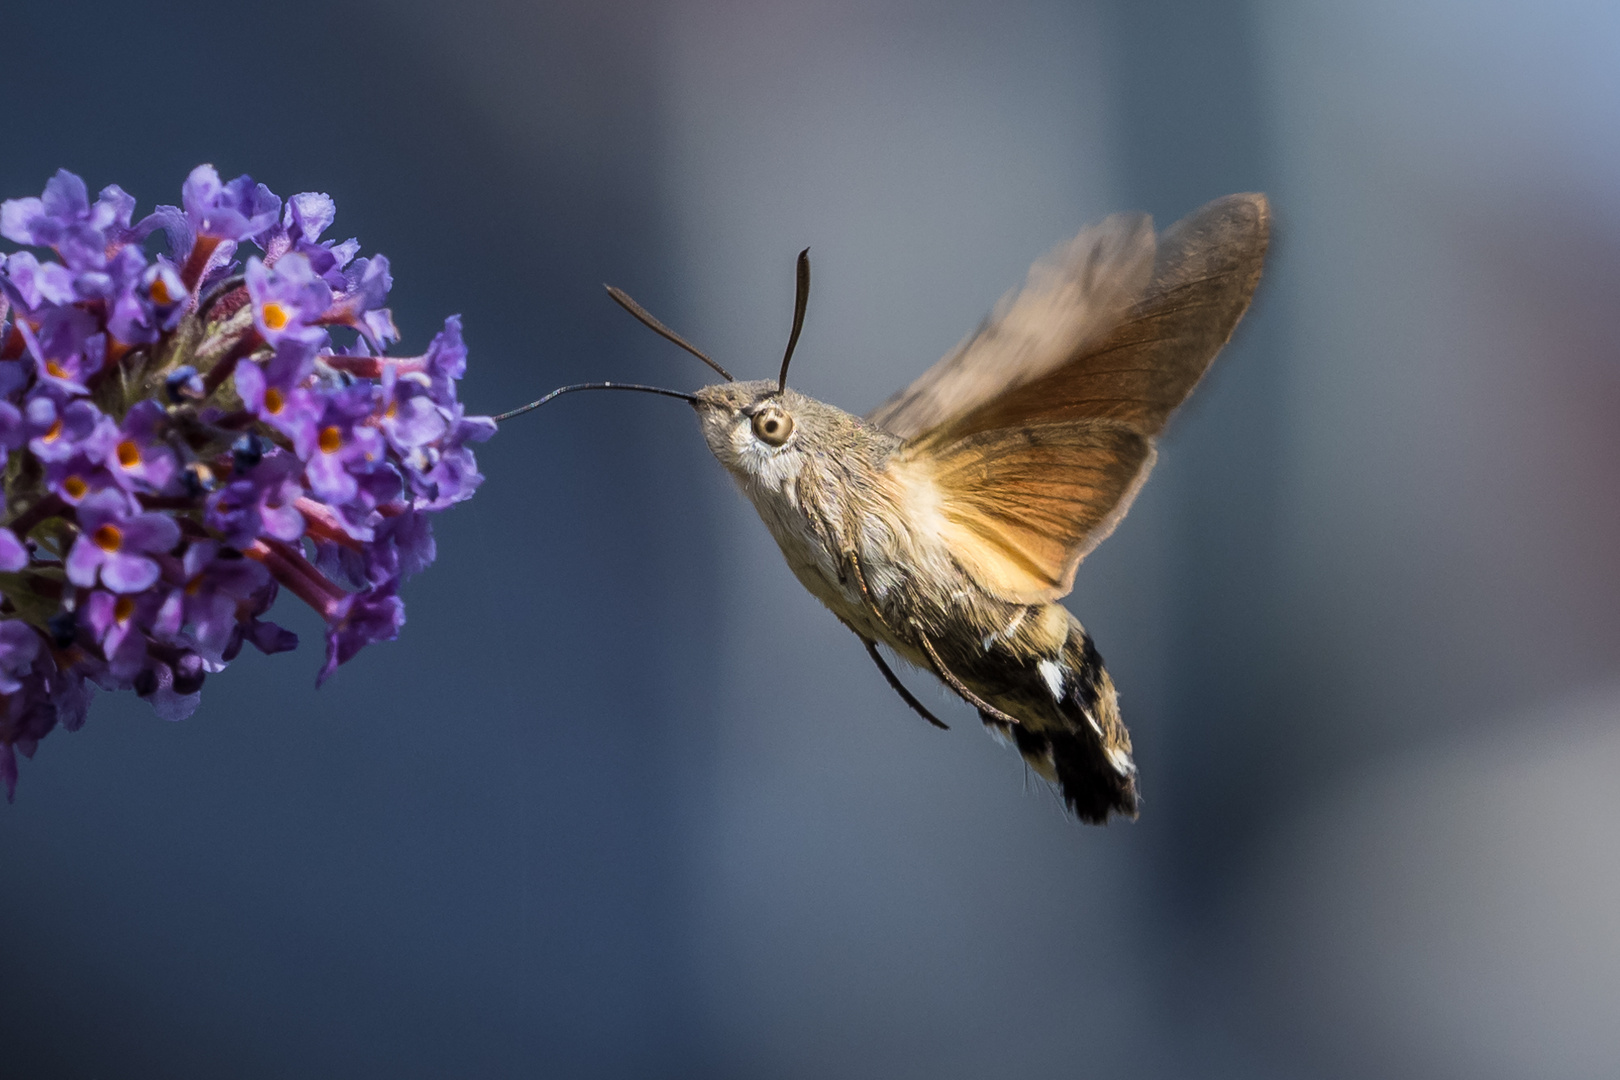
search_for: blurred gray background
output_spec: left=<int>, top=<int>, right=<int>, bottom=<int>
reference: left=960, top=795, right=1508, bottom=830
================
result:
left=2, top=0, right=1618, bottom=1076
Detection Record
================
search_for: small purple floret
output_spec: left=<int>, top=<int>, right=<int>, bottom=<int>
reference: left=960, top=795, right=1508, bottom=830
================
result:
left=319, top=582, right=405, bottom=686
left=65, top=490, right=182, bottom=593
left=179, top=164, right=281, bottom=246
left=246, top=253, right=331, bottom=346
left=0, top=169, right=136, bottom=271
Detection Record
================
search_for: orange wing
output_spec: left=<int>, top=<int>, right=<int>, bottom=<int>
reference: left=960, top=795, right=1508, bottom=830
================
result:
left=879, top=193, right=1270, bottom=604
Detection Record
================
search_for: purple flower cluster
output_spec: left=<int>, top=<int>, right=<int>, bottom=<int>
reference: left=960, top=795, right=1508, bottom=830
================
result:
left=0, top=167, right=492, bottom=797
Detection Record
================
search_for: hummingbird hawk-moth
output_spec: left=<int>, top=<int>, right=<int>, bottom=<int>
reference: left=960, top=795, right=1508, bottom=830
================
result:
left=501, top=193, right=1270, bottom=823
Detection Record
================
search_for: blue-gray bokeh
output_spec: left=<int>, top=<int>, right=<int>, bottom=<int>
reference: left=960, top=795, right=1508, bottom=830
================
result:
left=2, top=1, right=1617, bottom=1077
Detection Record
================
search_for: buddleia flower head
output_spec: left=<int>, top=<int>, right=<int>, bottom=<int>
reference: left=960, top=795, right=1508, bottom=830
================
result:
left=0, top=166, right=493, bottom=797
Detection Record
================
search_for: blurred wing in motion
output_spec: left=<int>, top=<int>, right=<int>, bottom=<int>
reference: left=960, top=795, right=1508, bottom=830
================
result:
left=880, top=193, right=1271, bottom=605
left=869, top=212, right=1156, bottom=442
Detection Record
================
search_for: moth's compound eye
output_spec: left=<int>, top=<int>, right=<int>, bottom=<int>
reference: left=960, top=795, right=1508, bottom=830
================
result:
left=751, top=405, right=794, bottom=447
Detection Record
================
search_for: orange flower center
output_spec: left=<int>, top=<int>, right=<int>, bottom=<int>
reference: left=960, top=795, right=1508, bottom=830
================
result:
left=149, top=277, right=173, bottom=305
left=114, top=596, right=136, bottom=623
left=117, top=440, right=140, bottom=468
left=63, top=475, right=88, bottom=500
left=318, top=426, right=343, bottom=454
left=92, top=524, right=122, bottom=552
left=384, top=401, right=398, bottom=420
left=45, top=360, right=67, bottom=379
left=43, top=419, right=62, bottom=442
left=263, top=387, right=284, bottom=414
left=261, top=301, right=289, bottom=330
left=185, top=575, right=204, bottom=597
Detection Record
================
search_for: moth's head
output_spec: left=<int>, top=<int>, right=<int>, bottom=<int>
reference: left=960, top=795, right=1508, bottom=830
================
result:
left=680, top=247, right=824, bottom=488
left=692, top=379, right=822, bottom=483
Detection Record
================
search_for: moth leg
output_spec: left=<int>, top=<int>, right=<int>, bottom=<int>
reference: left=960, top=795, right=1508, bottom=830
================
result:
left=844, top=550, right=1018, bottom=728
left=862, top=639, right=949, bottom=730
left=844, top=549, right=913, bottom=645
left=914, top=630, right=1023, bottom=728
left=835, top=553, right=947, bottom=728
left=841, top=549, right=884, bottom=618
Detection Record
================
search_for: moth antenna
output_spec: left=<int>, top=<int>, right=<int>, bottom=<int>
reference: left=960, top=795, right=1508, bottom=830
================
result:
left=776, top=247, right=811, bottom=394
left=492, top=381, right=699, bottom=423
left=604, top=285, right=734, bottom=382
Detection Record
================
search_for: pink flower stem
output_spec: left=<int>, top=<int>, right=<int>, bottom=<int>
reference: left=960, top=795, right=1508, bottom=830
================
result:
left=180, top=235, right=223, bottom=292
left=244, top=539, right=344, bottom=620
left=320, top=353, right=426, bottom=379
left=295, top=498, right=365, bottom=552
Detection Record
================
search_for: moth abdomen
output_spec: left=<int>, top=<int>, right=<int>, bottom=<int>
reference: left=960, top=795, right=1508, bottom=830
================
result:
left=979, top=612, right=1138, bottom=824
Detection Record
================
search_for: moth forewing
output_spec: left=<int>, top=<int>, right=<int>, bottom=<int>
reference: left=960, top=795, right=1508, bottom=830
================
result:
left=912, top=193, right=1271, bottom=449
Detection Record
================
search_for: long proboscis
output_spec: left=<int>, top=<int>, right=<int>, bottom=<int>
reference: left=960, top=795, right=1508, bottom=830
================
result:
left=492, top=381, right=699, bottom=423
left=604, top=285, right=734, bottom=382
